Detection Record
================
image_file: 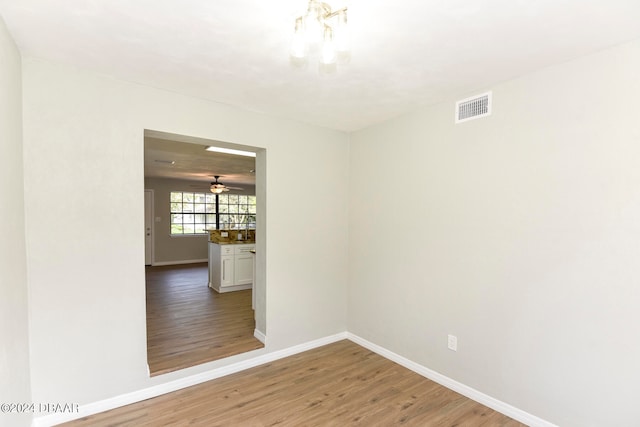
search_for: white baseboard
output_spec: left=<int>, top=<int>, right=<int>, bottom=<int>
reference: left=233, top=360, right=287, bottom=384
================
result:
left=31, top=331, right=554, bottom=427
left=212, top=284, right=252, bottom=293
left=31, top=332, right=347, bottom=427
left=151, top=258, right=207, bottom=266
left=254, top=329, right=266, bottom=344
left=346, top=333, right=557, bottom=427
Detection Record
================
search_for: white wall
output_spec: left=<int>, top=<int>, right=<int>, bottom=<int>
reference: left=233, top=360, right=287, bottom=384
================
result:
left=348, top=39, right=640, bottom=427
left=0, top=16, right=31, bottom=427
left=22, top=58, right=349, bottom=406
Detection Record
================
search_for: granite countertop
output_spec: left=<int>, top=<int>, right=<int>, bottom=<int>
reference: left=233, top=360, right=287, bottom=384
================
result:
left=207, top=229, right=255, bottom=245
left=210, top=240, right=256, bottom=245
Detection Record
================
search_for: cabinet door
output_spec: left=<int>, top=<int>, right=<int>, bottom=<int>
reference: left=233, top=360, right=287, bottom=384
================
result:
left=221, top=256, right=234, bottom=287
left=234, top=253, right=254, bottom=285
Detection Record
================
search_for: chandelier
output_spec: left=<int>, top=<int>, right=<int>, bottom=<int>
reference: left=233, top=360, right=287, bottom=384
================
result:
left=290, top=0, right=349, bottom=69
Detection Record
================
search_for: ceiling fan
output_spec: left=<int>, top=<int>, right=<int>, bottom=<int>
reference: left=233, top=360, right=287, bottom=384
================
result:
left=209, top=175, right=244, bottom=194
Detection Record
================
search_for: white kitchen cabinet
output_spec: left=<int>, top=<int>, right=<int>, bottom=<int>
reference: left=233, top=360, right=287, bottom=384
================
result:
left=208, top=242, right=255, bottom=292
left=234, top=246, right=254, bottom=286
left=220, top=255, right=234, bottom=287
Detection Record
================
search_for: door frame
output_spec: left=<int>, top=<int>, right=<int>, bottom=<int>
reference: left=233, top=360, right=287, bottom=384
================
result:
left=144, top=189, right=155, bottom=266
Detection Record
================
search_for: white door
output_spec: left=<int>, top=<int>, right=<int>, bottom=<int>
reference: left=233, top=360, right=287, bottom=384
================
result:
left=144, top=190, right=153, bottom=265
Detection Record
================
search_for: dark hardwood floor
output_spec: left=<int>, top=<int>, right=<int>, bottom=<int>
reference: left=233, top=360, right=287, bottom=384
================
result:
left=63, top=340, right=525, bottom=426
left=145, top=262, right=264, bottom=376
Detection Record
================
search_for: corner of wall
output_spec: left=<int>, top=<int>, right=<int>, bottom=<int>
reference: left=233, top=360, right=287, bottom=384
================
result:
left=0, top=14, right=33, bottom=427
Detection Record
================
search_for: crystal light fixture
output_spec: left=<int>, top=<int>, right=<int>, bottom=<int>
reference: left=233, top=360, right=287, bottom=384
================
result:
left=291, top=0, right=349, bottom=70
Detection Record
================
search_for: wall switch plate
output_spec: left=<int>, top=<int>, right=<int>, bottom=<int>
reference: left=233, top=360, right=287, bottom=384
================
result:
left=448, top=334, right=458, bottom=351
left=221, top=231, right=229, bottom=237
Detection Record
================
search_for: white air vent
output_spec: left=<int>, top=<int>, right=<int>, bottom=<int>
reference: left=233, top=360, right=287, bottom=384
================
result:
left=455, top=91, right=492, bottom=123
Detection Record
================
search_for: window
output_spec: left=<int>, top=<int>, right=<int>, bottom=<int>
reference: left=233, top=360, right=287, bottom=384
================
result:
left=170, top=192, right=217, bottom=234
left=170, top=192, right=256, bottom=235
left=218, top=194, right=257, bottom=230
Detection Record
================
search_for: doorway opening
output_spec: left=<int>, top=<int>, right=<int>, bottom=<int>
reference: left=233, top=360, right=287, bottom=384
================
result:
left=143, top=130, right=266, bottom=376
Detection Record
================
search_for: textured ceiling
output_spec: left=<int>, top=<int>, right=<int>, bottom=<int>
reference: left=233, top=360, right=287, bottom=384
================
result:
left=144, top=132, right=256, bottom=187
left=1, top=0, right=640, bottom=131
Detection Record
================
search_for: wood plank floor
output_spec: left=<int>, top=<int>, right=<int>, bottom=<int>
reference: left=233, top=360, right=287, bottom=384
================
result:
left=63, top=340, right=525, bottom=427
left=146, top=263, right=264, bottom=376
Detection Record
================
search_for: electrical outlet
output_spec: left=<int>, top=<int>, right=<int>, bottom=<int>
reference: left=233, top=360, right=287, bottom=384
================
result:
left=447, top=334, right=457, bottom=351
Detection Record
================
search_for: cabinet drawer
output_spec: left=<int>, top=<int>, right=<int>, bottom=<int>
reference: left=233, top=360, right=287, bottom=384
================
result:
left=220, top=245, right=234, bottom=255
left=234, top=244, right=255, bottom=254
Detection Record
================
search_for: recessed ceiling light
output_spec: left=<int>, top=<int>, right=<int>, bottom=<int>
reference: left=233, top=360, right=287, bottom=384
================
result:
left=205, top=146, right=256, bottom=157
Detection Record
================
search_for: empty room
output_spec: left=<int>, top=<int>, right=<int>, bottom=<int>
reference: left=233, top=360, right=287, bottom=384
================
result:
left=1, top=1, right=640, bottom=427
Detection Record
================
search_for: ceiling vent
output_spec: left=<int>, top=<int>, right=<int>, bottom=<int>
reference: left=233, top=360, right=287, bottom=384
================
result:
left=455, top=91, right=492, bottom=123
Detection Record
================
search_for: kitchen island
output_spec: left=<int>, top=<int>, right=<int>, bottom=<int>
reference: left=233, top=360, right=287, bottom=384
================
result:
left=207, top=230, right=255, bottom=293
